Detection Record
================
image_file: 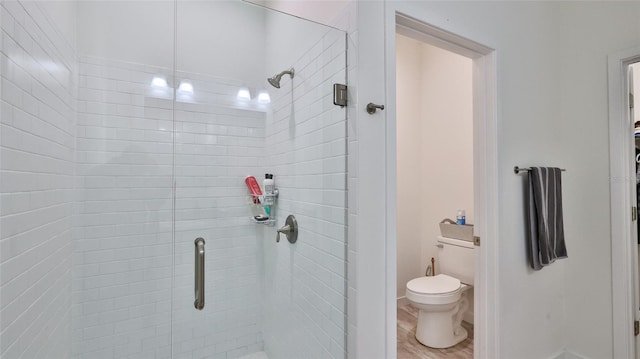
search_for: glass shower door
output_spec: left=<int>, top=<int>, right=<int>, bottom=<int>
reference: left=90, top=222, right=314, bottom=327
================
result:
left=72, top=2, right=176, bottom=358
left=172, top=2, right=348, bottom=358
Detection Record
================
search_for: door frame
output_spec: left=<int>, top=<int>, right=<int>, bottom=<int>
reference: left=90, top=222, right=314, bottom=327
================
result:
left=608, top=46, right=640, bottom=359
left=384, top=12, right=499, bottom=358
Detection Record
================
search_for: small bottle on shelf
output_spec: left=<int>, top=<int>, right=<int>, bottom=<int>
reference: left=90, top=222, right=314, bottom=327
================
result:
left=263, top=174, right=275, bottom=215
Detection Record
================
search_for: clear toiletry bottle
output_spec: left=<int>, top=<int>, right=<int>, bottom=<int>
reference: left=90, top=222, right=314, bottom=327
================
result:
left=456, top=210, right=466, bottom=225
left=263, top=174, right=274, bottom=215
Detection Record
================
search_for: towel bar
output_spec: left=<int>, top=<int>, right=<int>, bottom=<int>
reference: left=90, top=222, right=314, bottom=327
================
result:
left=514, top=166, right=566, bottom=174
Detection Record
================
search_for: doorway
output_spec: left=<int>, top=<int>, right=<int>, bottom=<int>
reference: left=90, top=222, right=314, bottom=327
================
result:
left=631, top=61, right=640, bottom=359
left=386, top=13, right=498, bottom=359
left=395, top=32, right=474, bottom=358
left=608, top=48, right=640, bottom=359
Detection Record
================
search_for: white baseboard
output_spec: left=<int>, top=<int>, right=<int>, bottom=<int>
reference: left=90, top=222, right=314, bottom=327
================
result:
left=548, top=350, right=590, bottom=359
left=397, top=296, right=410, bottom=307
left=463, top=311, right=474, bottom=324
left=564, top=351, right=589, bottom=359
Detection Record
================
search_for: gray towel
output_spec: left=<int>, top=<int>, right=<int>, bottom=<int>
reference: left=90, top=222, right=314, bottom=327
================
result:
left=526, top=167, right=568, bottom=270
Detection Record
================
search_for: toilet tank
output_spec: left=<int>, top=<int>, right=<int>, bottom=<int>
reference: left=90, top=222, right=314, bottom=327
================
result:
left=436, top=236, right=475, bottom=285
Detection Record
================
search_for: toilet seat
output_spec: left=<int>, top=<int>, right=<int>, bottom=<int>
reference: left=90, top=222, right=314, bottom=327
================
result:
left=406, top=274, right=462, bottom=305
left=407, top=274, right=460, bottom=294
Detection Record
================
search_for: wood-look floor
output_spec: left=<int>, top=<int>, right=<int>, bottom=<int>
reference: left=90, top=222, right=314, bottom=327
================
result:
left=397, top=303, right=473, bottom=359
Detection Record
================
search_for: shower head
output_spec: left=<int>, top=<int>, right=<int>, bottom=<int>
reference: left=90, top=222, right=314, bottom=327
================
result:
left=267, top=76, right=281, bottom=89
left=267, top=68, right=295, bottom=89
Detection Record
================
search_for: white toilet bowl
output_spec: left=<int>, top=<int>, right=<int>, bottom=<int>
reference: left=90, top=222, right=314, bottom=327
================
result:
left=406, top=274, right=471, bottom=349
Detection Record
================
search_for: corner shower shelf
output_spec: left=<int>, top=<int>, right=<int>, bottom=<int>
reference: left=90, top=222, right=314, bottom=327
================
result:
left=251, top=217, right=277, bottom=226
left=248, top=188, right=278, bottom=226
left=249, top=190, right=279, bottom=205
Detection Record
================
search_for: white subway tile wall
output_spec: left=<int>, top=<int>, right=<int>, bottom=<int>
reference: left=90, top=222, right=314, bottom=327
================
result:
left=73, top=55, right=174, bottom=359
left=171, top=71, right=266, bottom=358
left=2, top=2, right=349, bottom=359
left=0, top=0, right=77, bottom=358
left=74, top=57, right=271, bottom=358
left=262, top=29, right=347, bottom=359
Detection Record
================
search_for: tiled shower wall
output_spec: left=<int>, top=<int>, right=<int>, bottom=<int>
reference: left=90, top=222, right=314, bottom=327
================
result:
left=1, top=2, right=348, bottom=358
left=73, top=56, right=174, bottom=358
left=73, top=56, right=268, bottom=358
left=0, top=1, right=77, bottom=358
left=171, top=75, right=266, bottom=358
left=263, top=29, right=347, bottom=359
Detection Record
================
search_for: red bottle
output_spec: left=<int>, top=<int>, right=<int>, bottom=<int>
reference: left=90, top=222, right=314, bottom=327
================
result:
left=245, top=176, right=262, bottom=204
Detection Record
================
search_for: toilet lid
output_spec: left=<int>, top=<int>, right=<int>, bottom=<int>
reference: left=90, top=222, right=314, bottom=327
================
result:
left=406, top=274, right=461, bottom=295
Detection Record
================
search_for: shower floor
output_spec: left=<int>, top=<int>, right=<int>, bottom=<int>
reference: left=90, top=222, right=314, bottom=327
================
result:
left=239, top=351, right=269, bottom=359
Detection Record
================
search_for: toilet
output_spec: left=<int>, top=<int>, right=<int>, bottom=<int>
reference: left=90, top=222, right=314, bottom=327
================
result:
left=405, top=235, right=474, bottom=349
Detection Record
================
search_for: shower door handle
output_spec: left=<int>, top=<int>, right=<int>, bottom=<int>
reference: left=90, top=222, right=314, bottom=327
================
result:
left=194, top=237, right=205, bottom=310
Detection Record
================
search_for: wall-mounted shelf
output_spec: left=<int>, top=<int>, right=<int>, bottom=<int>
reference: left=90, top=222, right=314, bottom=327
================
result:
left=250, top=189, right=279, bottom=205
left=251, top=217, right=276, bottom=226
left=246, top=177, right=278, bottom=226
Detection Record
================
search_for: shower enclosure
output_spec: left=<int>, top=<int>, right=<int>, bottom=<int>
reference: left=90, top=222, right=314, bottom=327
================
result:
left=0, top=1, right=348, bottom=358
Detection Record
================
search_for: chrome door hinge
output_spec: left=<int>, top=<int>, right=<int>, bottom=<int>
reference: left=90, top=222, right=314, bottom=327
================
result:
left=333, top=83, right=347, bottom=107
left=633, top=206, right=637, bottom=221
left=634, top=320, right=639, bottom=336
left=473, top=236, right=480, bottom=246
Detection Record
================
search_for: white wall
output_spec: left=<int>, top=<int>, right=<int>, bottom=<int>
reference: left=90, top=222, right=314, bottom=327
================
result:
left=176, top=1, right=266, bottom=86
left=417, top=41, right=473, bottom=274
left=395, top=34, right=424, bottom=299
left=248, top=0, right=350, bottom=30
left=350, top=2, right=388, bottom=357
left=556, top=4, right=640, bottom=358
left=38, top=0, right=76, bottom=48
left=395, top=34, right=474, bottom=304
left=264, top=8, right=330, bottom=79
left=355, top=2, right=640, bottom=359
left=0, top=0, right=77, bottom=357
left=76, top=1, right=267, bottom=86
left=76, top=2, right=174, bottom=71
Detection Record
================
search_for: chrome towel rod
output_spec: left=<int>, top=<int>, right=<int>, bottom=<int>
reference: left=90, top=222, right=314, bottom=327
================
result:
left=514, top=166, right=566, bottom=174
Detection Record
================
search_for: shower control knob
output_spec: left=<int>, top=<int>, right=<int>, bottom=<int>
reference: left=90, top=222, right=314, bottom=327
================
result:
left=366, top=102, right=385, bottom=114
left=276, top=215, right=298, bottom=243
